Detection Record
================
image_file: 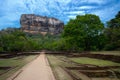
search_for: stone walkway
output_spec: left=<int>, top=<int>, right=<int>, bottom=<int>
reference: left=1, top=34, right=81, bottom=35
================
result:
left=7, top=52, right=55, bottom=80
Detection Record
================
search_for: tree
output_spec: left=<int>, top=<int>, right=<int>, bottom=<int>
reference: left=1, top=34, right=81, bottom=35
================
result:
left=0, top=29, right=35, bottom=52
left=62, top=14, right=104, bottom=51
left=104, top=11, right=120, bottom=50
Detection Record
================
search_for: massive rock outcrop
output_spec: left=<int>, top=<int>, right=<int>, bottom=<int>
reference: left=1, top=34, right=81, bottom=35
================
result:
left=20, top=14, right=64, bottom=35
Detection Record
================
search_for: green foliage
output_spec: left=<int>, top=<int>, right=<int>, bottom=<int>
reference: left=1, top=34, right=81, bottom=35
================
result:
left=0, top=30, right=40, bottom=52
left=0, top=47, right=4, bottom=52
left=104, top=11, right=120, bottom=50
left=26, top=34, right=65, bottom=51
left=107, top=11, right=120, bottom=28
left=62, top=14, right=104, bottom=51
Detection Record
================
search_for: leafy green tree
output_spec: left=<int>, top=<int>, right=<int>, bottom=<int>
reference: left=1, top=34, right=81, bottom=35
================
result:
left=62, top=14, right=104, bottom=51
left=0, top=30, right=35, bottom=52
left=105, top=11, right=120, bottom=50
left=107, top=11, right=120, bottom=28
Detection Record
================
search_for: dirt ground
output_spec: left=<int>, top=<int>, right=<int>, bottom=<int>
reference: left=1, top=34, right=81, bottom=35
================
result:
left=7, top=52, right=55, bottom=80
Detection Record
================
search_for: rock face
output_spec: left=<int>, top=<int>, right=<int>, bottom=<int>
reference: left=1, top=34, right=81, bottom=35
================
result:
left=20, top=14, right=64, bottom=35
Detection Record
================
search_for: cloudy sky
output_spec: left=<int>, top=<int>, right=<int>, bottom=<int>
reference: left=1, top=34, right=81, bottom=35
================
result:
left=0, top=0, right=120, bottom=29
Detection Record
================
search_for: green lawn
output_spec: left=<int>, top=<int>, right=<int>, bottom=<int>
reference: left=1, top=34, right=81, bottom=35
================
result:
left=91, top=51, right=120, bottom=56
left=0, top=55, right=38, bottom=80
left=70, top=57, right=120, bottom=66
left=48, top=54, right=120, bottom=80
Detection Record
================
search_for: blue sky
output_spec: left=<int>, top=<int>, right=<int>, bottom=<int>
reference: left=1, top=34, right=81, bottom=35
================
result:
left=0, top=0, right=120, bottom=30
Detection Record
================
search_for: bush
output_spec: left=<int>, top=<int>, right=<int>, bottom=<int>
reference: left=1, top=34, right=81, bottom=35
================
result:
left=0, top=47, right=4, bottom=52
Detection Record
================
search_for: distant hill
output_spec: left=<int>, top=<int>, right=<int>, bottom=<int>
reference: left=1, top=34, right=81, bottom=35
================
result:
left=20, top=14, right=64, bottom=35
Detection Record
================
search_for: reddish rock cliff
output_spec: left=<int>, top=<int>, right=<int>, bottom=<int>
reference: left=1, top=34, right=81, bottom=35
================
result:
left=20, top=14, right=64, bottom=35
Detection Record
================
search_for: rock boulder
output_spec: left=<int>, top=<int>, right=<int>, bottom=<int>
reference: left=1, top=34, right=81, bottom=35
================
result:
left=20, top=14, right=64, bottom=35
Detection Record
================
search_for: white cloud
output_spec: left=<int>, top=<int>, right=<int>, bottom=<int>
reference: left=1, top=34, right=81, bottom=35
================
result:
left=80, top=0, right=107, bottom=4
left=91, top=3, right=120, bottom=22
left=87, top=0, right=105, bottom=4
left=0, top=0, right=120, bottom=29
left=67, top=15, right=76, bottom=19
left=64, top=11, right=85, bottom=15
left=55, top=0, right=71, bottom=4
left=77, top=6, right=96, bottom=9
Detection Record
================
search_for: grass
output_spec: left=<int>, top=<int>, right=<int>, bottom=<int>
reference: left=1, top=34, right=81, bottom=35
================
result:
left=47, top=54, right=120, bottom=80
left=70, top=57, right=120, bottom=66
left=0, top=70, right=5, bottom=74
left=90, top=51, right=120, bottom=56
left=0, top=55, right=38, bottom=80
left=47, top=54, right=73, bottom=80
